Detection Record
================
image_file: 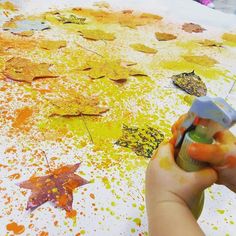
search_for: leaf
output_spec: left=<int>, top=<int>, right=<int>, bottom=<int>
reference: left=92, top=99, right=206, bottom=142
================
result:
left=79, top=29, right=116, bottom=41
left=155, top=32, right=177, bottom=41
left=140, top=13, right=163, bottom=20
left=199, top=39, right=222, bottom=47
left=50, top=95, right=109, bottom=117
left=12, top=30, right=34, bottom=37
left=39, top=40, right=67, bottom=50
left=222, top=33, right=236, bottom=43
left=183, top=55, right=218, bottom=67
left=93, top=1, right=111, bottom=9
left=19, top=163, right=89, bottom=212
left=81, top=59, right=147, bottom=82
left=182, top=23, right=205, bottom=33
left=115, top=125, right=164, bottom=158
left=3, top=57, right=58, bottom=83
left=171, top=71, right=207, bottom=97
left=0, top=1, right=17, bottom=11
left=56, top=14, right=86, bottom=24
left=130, top=43, right=157, bottom=54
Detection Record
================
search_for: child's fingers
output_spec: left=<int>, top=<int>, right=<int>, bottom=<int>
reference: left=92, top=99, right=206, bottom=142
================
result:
left=188, top=143, right=229, bottom=166
left=214, top=130, right=236, bottom=144
left=190, top=168, right=217, bottom=191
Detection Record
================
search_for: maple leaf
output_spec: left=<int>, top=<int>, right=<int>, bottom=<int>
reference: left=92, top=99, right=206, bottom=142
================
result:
left=50, top=94, right=109, bottom=117
left=155, top=32, right=177, bottom=41
left=19, top=163, right=89, bottom=211
left=183, top=55, right=218, bottom=67
left=115, top=125, right=164, bottom=158
left=198, top=39, right=222, bottom=48
left=3, top=57, right=58, bottom=83
left=39, top=40, right=67, bottom=50
left=172, top=71, right=207, bottom=97
left=222, top=33, right=236, bottom=43
left=79, top=29, right=116, bottom=41
left=130, top=43, right=157, bottom=54
left=80, top=59, right=147, bottom=83
left=182, top=23, right=205, bottom=33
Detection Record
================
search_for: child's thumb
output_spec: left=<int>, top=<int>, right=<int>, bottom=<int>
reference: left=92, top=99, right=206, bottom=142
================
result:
left=191, top=168, right=218, bottom=192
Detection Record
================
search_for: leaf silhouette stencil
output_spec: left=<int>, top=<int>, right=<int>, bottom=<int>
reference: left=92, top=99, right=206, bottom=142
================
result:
left=155, top=32, right=177, bottom=41
left=39, top=40, right=67, bottom=50
left=222, top=33, right=236, bottom=43
left=130, top=43, right=157, bottom=54
left=183, top=55, right=218, bottom=67
left=50, top=95, right=109, bottom=117
left=19, top=163, right=89, bottom=212
left=182, top=23, right=205, bottom=33
left=3, top=57, right=58, bottom=83
left=79, top=29, right=115, bottom=41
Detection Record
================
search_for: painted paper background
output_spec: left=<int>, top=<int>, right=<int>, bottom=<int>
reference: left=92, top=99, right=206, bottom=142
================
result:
left=0, top=0, right=236, bottom=235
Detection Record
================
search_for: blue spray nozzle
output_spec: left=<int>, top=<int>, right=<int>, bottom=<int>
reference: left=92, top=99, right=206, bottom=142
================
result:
left=175, top=96, right=236, bottom=147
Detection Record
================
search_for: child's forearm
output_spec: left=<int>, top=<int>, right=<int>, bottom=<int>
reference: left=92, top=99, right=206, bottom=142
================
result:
left=147, top=199, right=204, bottom=236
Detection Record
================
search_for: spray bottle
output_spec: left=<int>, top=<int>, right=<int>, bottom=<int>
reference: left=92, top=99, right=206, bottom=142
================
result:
left=175, top=96, right=236, bottom=219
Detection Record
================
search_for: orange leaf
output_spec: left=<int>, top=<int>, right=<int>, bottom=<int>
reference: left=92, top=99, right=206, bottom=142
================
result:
left=3, top=57, right=58, bottom=83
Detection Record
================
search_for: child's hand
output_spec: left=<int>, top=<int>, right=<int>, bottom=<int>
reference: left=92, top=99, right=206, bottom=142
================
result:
left=171, top=115, right=236, bottom=193
left=146, top=142, right=217, bottom=209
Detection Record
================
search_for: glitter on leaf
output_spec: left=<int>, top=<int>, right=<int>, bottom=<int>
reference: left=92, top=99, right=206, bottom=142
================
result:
left=155, top=32, right=177, bottom=41
left=130, top=43, right=157, bottom=54
left=182, top=23, right=205, bottom=33
left=115, top=125, right=164, bottom=158
left=172, top=71, right=207, bottom=97
left=19, top=163, right=89, bottom=212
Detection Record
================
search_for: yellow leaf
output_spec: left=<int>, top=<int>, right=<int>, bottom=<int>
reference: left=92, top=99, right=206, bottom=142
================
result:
left=3, top=57, right=58, bottom=83
left=222, top=33, right=236, bottom=43
left=199, top=39, right=222, bottom=47
left=130, top=43, right=157, bottom=54
left=0, top=1, right=17, bottom=11
left=183, top=55, right=218, bottom=67
left=12, top=31, right=34, bottom=37
left=39, top=40, right=67, bottom=50
left=93, top=1, right=110, bottom=9
left=140, top=13, right=163, bottom=20
left=155, top=32, right=177, bottom=41
left=79, top=29, right=115, bottom=41
left=50, top=95, right=109, bottom=117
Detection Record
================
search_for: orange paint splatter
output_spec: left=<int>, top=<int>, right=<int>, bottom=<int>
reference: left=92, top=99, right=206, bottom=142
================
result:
left=6, top=222, right=25, bottom=235
left=89, top=193, right=95, bottom=199
left=39, top=231, right=49, bottom=236
left=8, top=173, right=21, bottom=180
left=12, top=107, right=33, bottom=128
left=66, top=209, right=77, bottom=218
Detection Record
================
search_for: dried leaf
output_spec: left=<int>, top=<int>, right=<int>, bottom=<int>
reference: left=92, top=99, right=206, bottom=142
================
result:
left=222, top=33, right=236, bottom=43
left=93, top=1, right=110, bottom=9
left=19, top=163, right=89, bottom=211
left=57, top=14, right=86, bottom=24
left=3, top=57, right=58, bottom=83
left=39, top=40, right=67, bottom=50
left=182, top=23, right=205, bottom=33
left=50, top=95, right=109, bottom=117
left=79, top=29, right=116, bottom=41
left=12, top=30, right=34, bottom=37
left=172, top=71, right=207, bottom=97
left=140, top=13, right=163, bottom=20
left=183, top=55, right=218, bottom=67
left=116, top=125, right=164, bottom=158
left=0, top=1, right=17, bottom=11
left=155, top=32, right=177, bottom=41
left=199, top=39, right=222, bottom=47
left=130, top=43, right=157, bottom=54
